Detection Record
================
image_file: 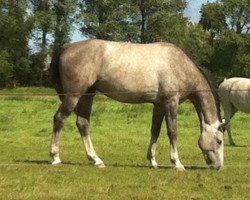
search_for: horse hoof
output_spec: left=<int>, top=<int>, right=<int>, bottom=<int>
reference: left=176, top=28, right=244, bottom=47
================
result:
left=150, top=164, right=158, bottom=169
left=175, top=165, right=186, bottom=171
left=95, top=163, right=106, bottom=168
left=149, top=160, right=158, bottom=169
left=52, top=160, right=62, bottom=165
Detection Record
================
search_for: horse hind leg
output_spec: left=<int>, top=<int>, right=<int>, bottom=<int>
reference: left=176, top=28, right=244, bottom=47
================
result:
left=75, top=94, right=104, bottom=168
left=147, top=105, right=165, bottom=169
left=50, top=95, right=80, bottom=165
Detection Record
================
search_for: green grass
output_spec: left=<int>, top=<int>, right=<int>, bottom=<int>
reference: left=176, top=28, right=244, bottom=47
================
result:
left=0, top=88, right=250, bottom=199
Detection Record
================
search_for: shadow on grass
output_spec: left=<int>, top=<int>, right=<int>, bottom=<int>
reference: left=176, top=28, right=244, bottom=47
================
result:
left=225, top=144, right=248, bottom=148
left=14, top=160, right=209, bottom=170
left=106, top=163, right=209, bottom=170
left=14, top=160, right=85, bottom=166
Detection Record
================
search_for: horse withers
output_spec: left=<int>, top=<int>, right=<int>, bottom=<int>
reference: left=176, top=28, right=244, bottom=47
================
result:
left=218, top=77, right=250, bottom=146
left=50, top=39, right=226, bottom=170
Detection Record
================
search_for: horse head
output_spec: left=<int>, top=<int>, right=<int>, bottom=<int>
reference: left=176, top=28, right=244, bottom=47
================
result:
left=198, top=122, right=226, bottom=169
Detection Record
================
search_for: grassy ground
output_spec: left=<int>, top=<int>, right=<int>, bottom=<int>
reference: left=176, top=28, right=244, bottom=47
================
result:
left=0, top=87, right=250, bottom=199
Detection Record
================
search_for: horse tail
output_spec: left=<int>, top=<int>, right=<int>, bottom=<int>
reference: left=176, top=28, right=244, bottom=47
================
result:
left=218, top=79, right=231, bottom=105
left=49, top=49, right=64, bottom=101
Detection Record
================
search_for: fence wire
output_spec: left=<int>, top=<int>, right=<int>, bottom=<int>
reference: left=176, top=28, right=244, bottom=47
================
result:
left=0, top=88, right=249, bottom=98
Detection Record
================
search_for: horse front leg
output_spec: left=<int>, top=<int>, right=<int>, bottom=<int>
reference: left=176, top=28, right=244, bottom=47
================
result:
left=51, top=96, right=80, bottom=165
left=223, top=105, right=237, bottom=146
left=147, top=105, right=165, bottom=169
left=75, top=95, right=104, bottom=168
left=165, top=99, right=185, bottom=171
left=225, top=121, right=235, bottom=146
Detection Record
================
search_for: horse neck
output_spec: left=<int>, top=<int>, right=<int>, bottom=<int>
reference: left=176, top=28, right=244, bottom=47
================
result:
left=191, top=85, right=221, bottom=130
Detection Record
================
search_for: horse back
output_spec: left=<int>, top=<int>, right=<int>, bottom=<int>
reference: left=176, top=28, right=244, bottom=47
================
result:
left=52, top=39, right=210, bottom=104
left=219, top=77, right=250, bottom=112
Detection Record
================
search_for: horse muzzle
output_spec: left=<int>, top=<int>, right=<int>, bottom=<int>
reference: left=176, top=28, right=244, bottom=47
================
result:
left=203, top=150, right=223, bottom=170
left=209, top=163, right=222, bottom=170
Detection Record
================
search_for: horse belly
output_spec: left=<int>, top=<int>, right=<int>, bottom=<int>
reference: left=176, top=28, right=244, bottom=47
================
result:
left=95, top=78, right=159, bottom=103
left=104, top=91, right=158, bottom=104
left=230, top=91, right=250, bottom=113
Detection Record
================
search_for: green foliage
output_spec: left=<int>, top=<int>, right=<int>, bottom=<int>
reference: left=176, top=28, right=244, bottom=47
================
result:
left=200, top=0, right=250, bottom=35
left=236, top=35, right=250, bottom=76
left=0, top=0, right=249, bottom=87
left=30, top=0, right=78, bottom=51
left=78, top=0, right=187, bottom=43
left=29, top=52, right=51, bottom=86
left=146, top=11, right=187, bottom=43
left=222, top=0, right=250, bottom=34
left=0, top=51, right=13, bottom=87
left=31, top=0, right=56, bottom=50
left=21, top=0, right=78, bottom=86
left=199, top=0, right=250, bottom=79
left=211, top=30, right=250, bottom=78
left=0, top=0, right=33, bottom=87
left=182, top=24, right=214, bottom=66
left=52, top=0, right=78, bottom=51
left=199, top=2, right=227, bottom=37
left=78, top=0, right=140, bottom=41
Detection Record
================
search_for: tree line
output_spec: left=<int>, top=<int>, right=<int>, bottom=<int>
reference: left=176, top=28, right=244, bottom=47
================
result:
left=0, top=0, right=249, bottom=88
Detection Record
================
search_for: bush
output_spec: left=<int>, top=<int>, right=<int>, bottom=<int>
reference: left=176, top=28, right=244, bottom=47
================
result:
left=0, top=51, right=13, bottom=88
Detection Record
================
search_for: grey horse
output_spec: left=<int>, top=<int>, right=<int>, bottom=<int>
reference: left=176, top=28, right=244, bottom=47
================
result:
left=50, top=39, right=225, bottom=170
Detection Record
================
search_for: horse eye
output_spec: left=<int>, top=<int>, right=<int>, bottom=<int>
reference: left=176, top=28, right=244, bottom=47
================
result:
left=217, top=139, right=222, bottom=145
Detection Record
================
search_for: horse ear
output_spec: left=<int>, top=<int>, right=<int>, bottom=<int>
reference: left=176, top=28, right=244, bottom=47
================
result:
left=217, top=120, right=228, bottom=132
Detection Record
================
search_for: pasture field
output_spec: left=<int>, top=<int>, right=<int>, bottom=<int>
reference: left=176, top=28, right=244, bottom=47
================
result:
left=0, top=87, right=250, bottom=200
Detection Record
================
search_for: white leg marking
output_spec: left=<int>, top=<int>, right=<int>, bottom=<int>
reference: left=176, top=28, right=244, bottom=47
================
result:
left=170, top=146, right=185, bottom=171
left=149, top=143, right=158, bottom=168
left=83, top=136, right=105, bottom=167
left=51, top=134, right=62, bottom=165
left=147, top=140, right=158, bottom=169
left=52, top=156, right=62, bottom=165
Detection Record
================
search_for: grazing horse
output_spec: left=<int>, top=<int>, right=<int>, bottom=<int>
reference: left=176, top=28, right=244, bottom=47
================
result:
left=218, top=77, right=250, bottom=146
left=50, top=39, right=225, bottom=170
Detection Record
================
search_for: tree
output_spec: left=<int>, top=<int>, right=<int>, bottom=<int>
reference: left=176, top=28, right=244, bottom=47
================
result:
left=78, top=0, right=140, bottom=42
left=199, top=0, right=250, bottom=79
left=182, top=24, right=214, bottom=67
left=0, top=0, right=33, bottom=87
left=135, top=1, right=214, bottom=69
left=222, top=0, right=250, bottom=34
left=30, top=0, right=55, bottom=51
left=78, top=0, right=188, bottom=43
left=0, top=51, right=13, bottom=87
left=134, top=0, right=187, bottom=43
left=28, top=0, right=78, bottom=86
left=0, top=0, right=78, bottom=87
left=200, top=0, right=250, bottom=35
left=52, top=0, right=78, bottom=51
left=145, top=11, right=187, bottom=43
left=30, top=0, right=78, bottom=51
left=199, top=2, right=227, bottom=38
left=211, top=30, right=250, bottom=78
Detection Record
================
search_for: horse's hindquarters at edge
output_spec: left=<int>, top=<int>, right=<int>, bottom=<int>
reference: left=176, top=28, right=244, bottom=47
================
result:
left=218, top=77, right=250, bottom=145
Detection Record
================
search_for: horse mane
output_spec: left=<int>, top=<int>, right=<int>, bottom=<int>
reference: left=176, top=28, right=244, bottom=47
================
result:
left=175, top=45, right=222, bottom=120
left=197, top=66, right=221, bottom=120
